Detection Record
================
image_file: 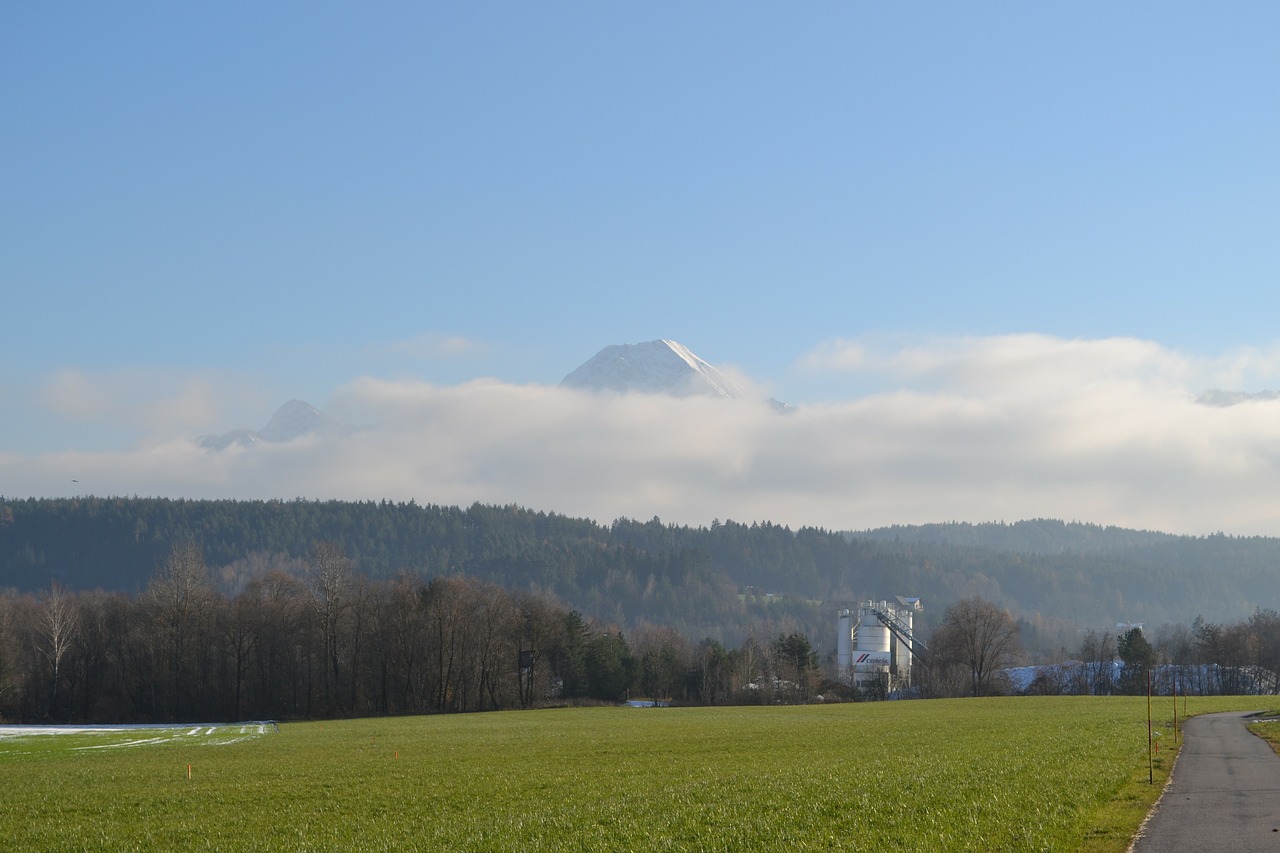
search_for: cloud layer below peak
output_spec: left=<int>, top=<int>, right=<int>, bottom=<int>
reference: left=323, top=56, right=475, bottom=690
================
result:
left=8, top=335, right=1280, bottom=536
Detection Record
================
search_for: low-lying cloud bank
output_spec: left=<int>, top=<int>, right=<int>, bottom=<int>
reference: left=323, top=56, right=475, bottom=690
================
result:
left=7, top=334, right=1280, bottom=536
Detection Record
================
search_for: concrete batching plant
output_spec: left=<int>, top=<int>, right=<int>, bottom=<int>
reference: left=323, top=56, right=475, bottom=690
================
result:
left=837, top=597, right=921, bottom=693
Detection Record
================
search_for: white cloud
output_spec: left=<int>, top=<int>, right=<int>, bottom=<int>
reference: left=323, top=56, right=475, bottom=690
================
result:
left=34, top=368, right=273, bottom=442
left=9, top=335, right=1280, bottom=536
left=804, top=333, right=1193, bottom=396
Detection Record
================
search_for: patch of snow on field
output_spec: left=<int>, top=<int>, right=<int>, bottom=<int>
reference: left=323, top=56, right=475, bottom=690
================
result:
left=0, top=722, right=277, bottom=750
left=78, top=736, right=171, bottom=750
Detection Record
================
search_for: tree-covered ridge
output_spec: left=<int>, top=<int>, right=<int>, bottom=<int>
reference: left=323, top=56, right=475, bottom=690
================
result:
left=3, top=498, right=1280, bottom=638
left=849, top=520, right=1280, bottom=625
left=852, top=519, right=1180, bottom=555
left=0, top=498, right=889, bottom=605
left=0, top=499, right=856, bottom=642
left=0, top=497, right=613, bottom=591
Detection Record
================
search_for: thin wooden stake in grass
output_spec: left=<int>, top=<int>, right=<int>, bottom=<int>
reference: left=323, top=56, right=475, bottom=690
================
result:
left=1173, top=673, right=1179, bottom=745
left=187, top=764, right=191, bottom=781
left=1152, top=671, right=1162, bottom=783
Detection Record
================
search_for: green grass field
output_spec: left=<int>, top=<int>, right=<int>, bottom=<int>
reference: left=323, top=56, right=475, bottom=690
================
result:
left=0, top=696, right=1267, bottom=852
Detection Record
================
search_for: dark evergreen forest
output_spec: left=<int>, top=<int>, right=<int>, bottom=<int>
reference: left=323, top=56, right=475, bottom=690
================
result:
left=3, top=499, right=1280, bottom=638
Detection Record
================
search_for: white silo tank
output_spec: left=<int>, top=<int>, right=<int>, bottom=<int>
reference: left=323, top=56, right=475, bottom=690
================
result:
left=894, top=606, right=913, bottom=675
left=857, top=606, right=890, bottom=654
left=837, top=610, right=854, bottom=670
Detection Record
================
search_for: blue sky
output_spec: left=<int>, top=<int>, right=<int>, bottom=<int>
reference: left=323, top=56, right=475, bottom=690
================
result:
left=5, top=4, right=1280, bottom=534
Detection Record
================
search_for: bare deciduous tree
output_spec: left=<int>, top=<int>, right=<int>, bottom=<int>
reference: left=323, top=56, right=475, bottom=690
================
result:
left=1078, top=629, right=1116, bottom=696
left=516, top=592, right=562, bottom=709
left=218, top=591, right=257, bottom=721
left=307, top=541, right=355, bottom=714
left=0, top=591, right=20, bottom=717
left=147, top=542, right=214, bottom=718
left=632, top=624, right=690, bottom=705
left=931, top=596, right=1022, bottom=697
left=36, top=583, right=78, bottom=718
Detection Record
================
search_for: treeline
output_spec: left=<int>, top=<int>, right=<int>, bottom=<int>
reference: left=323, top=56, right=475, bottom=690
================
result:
left=0, top=543, right=835, bottom=724
left=6, top=497, right=1280, bottom=638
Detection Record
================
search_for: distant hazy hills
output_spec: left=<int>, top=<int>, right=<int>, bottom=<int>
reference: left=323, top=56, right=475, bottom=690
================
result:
left=852, top=519, right=1179, bottom=555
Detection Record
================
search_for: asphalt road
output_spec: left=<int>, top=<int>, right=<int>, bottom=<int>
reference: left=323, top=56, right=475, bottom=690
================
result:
left=1131, top=710, right=1280, bottom=852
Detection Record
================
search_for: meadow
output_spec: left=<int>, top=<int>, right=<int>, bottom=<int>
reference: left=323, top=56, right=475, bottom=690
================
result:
left=0, top=696, right=1267, bottom=852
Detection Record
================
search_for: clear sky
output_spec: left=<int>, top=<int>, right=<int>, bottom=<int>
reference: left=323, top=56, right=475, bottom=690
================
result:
left=4, top=4, right=1280, bottom=535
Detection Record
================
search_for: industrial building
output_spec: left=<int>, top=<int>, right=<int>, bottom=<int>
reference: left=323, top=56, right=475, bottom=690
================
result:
left=837, top=597, right=922, bottom=694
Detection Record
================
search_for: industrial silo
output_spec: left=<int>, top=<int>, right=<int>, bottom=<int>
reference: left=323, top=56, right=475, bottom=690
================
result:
left=838, top=597, right=921, bottom=692
left=837, top=609, right=855, bottom=671
left=858, top=603, right=891, bottom=656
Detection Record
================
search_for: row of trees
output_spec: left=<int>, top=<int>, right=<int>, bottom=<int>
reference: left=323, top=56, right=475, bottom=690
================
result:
left=0, top=543, right=836, bottom=723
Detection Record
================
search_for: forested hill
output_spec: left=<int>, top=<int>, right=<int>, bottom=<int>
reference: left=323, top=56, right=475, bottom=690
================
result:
left=851, top=520, right=1280, bottom=583
left=0, top=497, right=894, bottom=641
left=2, top=498, right=1279, bottom=639
left=847, top=519, right=1280, bottom=633
left=852, top=519, right=1181, bottom=555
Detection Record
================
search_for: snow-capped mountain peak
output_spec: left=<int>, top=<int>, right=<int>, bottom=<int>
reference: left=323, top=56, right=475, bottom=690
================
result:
left=560, top=339, right=744, bottom=398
